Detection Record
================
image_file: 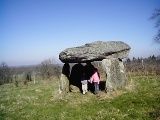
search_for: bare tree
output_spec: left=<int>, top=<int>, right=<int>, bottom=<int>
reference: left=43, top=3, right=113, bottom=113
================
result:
left=40, top=59, right=53, bottom=80
left=40, top=58, right=62, bottom=81
left=150, top=9, right=160, bottom=44
left=51, top=59, right=62, bottom=80
left=0, top=62, right=12, bottom=85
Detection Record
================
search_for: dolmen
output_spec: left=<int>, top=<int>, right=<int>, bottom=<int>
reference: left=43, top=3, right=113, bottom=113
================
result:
left=59, top=41, right=131, bottom=93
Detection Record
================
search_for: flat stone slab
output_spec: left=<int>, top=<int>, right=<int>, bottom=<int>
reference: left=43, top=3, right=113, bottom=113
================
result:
left=59, top=41, right=131, bottom=63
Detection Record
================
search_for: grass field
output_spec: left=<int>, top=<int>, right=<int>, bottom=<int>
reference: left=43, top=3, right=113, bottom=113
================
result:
left=0, top=76, right=160, bottom=120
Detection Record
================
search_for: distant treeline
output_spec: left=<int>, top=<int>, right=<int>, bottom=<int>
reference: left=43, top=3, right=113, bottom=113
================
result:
left=0, top=55, right=160, bottom=85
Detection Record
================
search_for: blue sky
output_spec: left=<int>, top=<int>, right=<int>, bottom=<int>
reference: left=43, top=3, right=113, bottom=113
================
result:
left=0, top=0, right=160, bottom=66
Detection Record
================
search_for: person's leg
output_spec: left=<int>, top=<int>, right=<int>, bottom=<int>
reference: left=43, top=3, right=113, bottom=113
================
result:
left=96, top=83, right=99, bottom=94
left=86, top=83, right=88, bottom=92
left=94, top=82, right=96, bottom=94
left=82, top=84, right=85, bottom=94
left=84, top=83, right=87, bottom=93
left=94, top=82, right=99, bottom=94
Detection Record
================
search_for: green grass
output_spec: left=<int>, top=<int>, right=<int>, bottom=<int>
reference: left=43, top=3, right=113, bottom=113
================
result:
left=0, top=77, right=160, bottom=120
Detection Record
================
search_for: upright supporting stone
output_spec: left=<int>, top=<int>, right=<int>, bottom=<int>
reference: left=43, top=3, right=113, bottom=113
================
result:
left=59, top=63, right=70, bottom=94
left=102, top=58, right=127, bottom=92
left=102, top=59, right=113, bottom=92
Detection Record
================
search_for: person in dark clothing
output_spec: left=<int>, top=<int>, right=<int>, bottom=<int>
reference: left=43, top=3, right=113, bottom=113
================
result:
left=84, top=61, right=95, bottom=92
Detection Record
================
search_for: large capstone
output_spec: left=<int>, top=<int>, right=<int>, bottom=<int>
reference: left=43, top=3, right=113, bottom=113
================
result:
left=59, top=41, right=131, bottom=63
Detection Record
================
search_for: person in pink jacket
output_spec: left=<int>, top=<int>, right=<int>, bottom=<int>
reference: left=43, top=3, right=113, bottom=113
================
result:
left=90, top=68, right=100, bottom=94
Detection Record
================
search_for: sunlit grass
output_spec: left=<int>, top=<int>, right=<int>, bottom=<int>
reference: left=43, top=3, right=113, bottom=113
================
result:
left=0, top=77, right=160, bottom=120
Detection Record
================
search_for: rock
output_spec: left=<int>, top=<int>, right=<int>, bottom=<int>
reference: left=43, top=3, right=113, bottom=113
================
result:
left=102, top=58, right=127, bottom=92
left=59, top=41, right=131, bottom=63
left=59, top=63, right=70, bottom=93
left=70, top=85, right=80, bottom=93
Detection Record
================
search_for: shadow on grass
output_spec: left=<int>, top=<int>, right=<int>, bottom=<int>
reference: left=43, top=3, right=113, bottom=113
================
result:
left=0, top=111, right=7, bottom=120
left=88, top=81, right=106, bottom=93
left=148, top=108, right=160, bottom=119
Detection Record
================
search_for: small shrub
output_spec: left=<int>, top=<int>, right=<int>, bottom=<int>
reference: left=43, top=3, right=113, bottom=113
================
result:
left=156, top=68, right=160, bottom=75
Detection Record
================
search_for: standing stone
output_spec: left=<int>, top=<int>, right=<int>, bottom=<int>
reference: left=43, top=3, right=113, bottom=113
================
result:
left=59, top=63, right=70, bottom=93
left=102, top=58, right=127, bottom=92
